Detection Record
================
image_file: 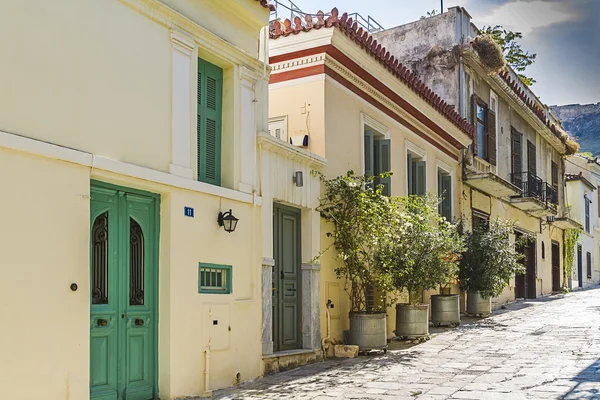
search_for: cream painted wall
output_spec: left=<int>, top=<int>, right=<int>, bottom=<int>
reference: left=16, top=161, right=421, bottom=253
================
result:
left=0, top=0, right=171, bottom=172
left=0, top=148, right=91, bottom=400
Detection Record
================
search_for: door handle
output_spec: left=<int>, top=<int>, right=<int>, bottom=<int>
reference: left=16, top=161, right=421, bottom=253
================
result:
left=134, top=318, right=144, bottom=326
left=97, top=319, right=108, bottom=327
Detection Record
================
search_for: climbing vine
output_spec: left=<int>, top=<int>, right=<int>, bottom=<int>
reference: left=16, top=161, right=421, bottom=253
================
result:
left=564, top=229, right=581, bottom=280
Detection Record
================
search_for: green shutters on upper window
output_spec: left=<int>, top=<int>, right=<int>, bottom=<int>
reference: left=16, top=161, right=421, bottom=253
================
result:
left=407, top=153, right=426, bottom=196
left=364, top=128, right=391, bottom=196
left=197, top=58, right=223, bottom=186
left=438, top=169, right=452, bottom=221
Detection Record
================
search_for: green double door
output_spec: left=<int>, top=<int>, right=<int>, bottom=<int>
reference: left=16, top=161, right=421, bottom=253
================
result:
left=90, top=183, right=158, bottom=400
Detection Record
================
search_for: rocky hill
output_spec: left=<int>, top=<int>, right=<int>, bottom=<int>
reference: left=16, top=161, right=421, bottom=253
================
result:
left=550, top=103, right=600, bottom=156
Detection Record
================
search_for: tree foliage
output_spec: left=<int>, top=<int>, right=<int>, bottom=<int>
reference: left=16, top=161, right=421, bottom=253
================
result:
left=316, top=171, right=396, bottom=313
left=458, top=217, right=528, bottom=298
left=482, top=25, right=537, bottom=86
left=377, top=195, right=465, bottom=305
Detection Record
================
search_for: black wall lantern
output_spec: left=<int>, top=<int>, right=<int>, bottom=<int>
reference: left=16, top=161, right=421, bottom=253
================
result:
left=218, top=209, right=239, bottom=233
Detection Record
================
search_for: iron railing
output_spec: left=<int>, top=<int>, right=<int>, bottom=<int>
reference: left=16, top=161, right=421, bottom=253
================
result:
left=545, top=183, right=559, bottom=210
left=510, top=171, right=544, bottom=200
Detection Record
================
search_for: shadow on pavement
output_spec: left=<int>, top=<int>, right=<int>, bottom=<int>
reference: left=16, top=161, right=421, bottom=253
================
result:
left=561, top=358, right=600, bottom=399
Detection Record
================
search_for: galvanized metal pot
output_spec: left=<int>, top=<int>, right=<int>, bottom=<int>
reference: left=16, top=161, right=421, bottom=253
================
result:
left=466, top=290, right=492, bottom=316
left=346, top=313, right=387, bottom=351
left=394, top=303, right=429, bottom=338
left=430, top=294, right=460, bottom=327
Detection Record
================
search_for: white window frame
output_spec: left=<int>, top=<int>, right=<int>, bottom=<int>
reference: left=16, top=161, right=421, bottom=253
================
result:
left=490, top=90, right=499, bottom=169
left=405, top=140, right=427, bottom=195
left=268, top=115, right=288, bottom=142
left=360, top=113, right=390, bottom=175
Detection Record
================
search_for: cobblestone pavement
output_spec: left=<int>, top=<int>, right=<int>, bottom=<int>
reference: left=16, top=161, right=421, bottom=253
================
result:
left=214, top=288, right=600, bottom=400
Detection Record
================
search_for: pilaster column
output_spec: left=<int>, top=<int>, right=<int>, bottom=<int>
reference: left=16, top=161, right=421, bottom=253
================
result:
left=261, top=257, right=275, bottom=355
left=238, top=67, right=258, bottom=193
left=169, top=30, right=194, bottom=179
left=301, top=263, right=321, bottom=350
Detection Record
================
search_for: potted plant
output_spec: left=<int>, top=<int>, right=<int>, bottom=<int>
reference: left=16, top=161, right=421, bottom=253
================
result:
left=459, top=217, right=527, bottom=316
left=378, top=195, right=465, bottom=340
left=316, top=171, right=395, bottom=352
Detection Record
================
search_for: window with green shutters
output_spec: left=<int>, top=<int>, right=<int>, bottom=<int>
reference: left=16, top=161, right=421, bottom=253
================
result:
left=438, top=168, right=452, bottom=221
left=197, top=58, right=223, bottom=186
left=407, top=152, right=426, bottom=196
left=364, top=128, right=391, bottom=196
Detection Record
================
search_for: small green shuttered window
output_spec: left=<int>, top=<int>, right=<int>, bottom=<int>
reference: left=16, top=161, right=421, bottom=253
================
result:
left=197, top=58, right=223, bottom=186
left=198, top=263, right=232, bottom=294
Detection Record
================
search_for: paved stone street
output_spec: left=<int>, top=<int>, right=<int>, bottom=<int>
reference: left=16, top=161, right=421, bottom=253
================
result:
left=215, top=288, right=600, bottom=400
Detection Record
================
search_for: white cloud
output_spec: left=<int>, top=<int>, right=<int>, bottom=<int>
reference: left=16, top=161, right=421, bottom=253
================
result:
left=471, top=0, right=577, bottom=34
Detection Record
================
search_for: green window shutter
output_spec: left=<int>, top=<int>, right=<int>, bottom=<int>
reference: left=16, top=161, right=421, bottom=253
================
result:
left=441, top=174, right=452, bottom=221
left=374, top=139, right=391, bottom=196
left=415, top=161, right=427, bottom=196
left=197, top=58, right=223, bottom=186
left=364, top=130, right=374, bottom=178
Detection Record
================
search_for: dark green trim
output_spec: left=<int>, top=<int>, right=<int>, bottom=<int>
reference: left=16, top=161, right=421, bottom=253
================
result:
left=198, top=263, right=232, bottom=294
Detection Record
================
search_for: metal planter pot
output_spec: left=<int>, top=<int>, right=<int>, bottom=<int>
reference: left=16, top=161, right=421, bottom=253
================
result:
left=430, top=294, right=460, bottom=327
left=466, top=290, right=492, bottom=316
left=394, top=303, right=429, bottom=338
left=345, top=313, right=387, bottom=351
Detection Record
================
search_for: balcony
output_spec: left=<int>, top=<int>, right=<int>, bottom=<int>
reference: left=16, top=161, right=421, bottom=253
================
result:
left=463, top=156, right=521, bottom=198
left=509, top=172, right=558, bottom=217
left=553, top=216, right=583, bottom=231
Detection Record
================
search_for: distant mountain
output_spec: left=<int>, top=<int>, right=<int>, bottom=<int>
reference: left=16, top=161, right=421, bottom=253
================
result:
left=550, top=103, right=600, bottom=156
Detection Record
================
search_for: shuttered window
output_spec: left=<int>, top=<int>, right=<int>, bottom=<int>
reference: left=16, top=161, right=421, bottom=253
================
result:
left=585, top=196, right=591, bottom=233
left=438, top=169, right=452, bottom=221
left=527, top=140, right=537, bottom=176
left=407, top=153, right=426, bottom=196
left=364, top=129, right=391, bottom=196
left=586, top=252, right=592, bottom=279
left=471, top=95, right=496, bottom=164
left=551, top=162, right=559, bottom=188
left=511, top=128, right=523, bottom=186
left=197, top=58, right=223, bottom=186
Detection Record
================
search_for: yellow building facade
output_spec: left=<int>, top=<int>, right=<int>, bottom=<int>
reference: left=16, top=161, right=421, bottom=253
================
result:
left=0, top=0, right=273, bottom=398
left=267, top=8, right=473, bottom=348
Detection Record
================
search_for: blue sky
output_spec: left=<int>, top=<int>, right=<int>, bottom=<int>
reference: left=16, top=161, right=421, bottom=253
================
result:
left=276, top=0, right=600, bottom=106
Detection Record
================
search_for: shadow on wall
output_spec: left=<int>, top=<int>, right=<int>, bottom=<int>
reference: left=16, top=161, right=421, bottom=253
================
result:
left=562, top=358, right=600, bottom=399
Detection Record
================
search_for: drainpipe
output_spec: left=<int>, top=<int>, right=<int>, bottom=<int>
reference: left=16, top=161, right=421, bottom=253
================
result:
left=321, top=300, right=337, bottom=359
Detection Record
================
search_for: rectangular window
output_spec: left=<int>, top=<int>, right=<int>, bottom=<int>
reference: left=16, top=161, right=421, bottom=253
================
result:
left=587, top=252, right=592, bottom=279
left=197, top=58, right=223, bottom=186
left=472, top=210, right=489, bottom=232
left=585, top=196, right=591, bottom=233
left=268, top=116, right=288, bottom=142
left=527, top=140, right=537, bottom=176
left=551, top=162, right=559, bottom=188
left=511, top=128, right=523, bottom=187
left=364, top=126, right=391, bottom=196
left=471, top=95, right=495, bottom=164
left=198, top=263, right=232, bottom=294
left=476, top=102, right=487, bottom=160
left=438, top=168, right=452, bottom=221
left=407, top=152, right=426, bottom=196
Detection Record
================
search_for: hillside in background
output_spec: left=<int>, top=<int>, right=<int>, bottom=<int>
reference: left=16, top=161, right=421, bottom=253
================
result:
left=550, top=103, right=600, bottom=156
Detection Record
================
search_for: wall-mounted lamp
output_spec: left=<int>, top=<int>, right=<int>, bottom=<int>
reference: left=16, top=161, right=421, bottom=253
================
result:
left=217, top=209, right=239, bottom=233
left=293, top=171, right=304, bottom=187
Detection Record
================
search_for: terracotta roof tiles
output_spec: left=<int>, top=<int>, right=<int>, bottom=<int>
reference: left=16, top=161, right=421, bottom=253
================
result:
left=270, top=7, right=474, bottom=138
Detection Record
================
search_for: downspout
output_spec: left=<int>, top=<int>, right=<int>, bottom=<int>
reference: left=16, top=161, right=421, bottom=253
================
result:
left=321, top=300, right=337, bottom=358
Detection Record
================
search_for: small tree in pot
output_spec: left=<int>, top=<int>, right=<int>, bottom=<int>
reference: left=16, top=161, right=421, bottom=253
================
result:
left=459, top=217, right=527, bottom=316
left=316, top=171, right=395, bottom=351
left=378, top=195, right=465, bottom=340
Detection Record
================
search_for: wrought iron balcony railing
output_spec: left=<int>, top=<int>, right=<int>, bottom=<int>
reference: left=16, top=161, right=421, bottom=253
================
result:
left=511, top=171, right=544, bottom=200
left=545, top=183, right=559, bottom=208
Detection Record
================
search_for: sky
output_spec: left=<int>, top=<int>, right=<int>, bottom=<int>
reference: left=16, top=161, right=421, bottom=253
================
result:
left=274, top=0, right=600, bottom=106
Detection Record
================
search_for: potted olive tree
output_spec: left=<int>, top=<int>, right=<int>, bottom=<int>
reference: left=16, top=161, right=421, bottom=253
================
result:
left=459, top=217, right=527, bottom=316
left=316, top=171, right=395, bottom=352
left=378, top=195, right=464, bottom=340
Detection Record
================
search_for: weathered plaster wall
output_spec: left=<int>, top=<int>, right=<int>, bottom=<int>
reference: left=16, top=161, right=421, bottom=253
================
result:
left=374, top=12, right=460, bottom=111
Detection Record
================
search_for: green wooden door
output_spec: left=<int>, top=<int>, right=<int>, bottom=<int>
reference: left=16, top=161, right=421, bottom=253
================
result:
left=273, top=204, right=301, bottom=351
left=90, top=184, right=158, bottom=400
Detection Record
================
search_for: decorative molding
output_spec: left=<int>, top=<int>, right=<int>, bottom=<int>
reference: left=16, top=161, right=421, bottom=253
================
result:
left=271, top=55, right=326, bottom=73
left=361, top=112, right=390, bottom=138
left=257, top=132, right=327, bottom=169
left=0, top=129, right=257, bottom=205
left=119, top=0, right=265, bottom=73
left=262, top=257, right=275, bottom=267
left=406, top=139, right=427, bottom=159
left=171, top=29, right=194, bottom=56
left=301, top=263, right=320, bottom=271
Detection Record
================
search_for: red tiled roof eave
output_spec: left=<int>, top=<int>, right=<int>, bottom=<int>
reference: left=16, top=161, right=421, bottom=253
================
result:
left=255, top=0, right=275, bottom=12
left=270, top=7, right=474, bottom=139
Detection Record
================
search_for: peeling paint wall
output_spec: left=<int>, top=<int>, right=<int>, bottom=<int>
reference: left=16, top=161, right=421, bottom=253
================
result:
left=374, top=12, right=460, bottom=111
